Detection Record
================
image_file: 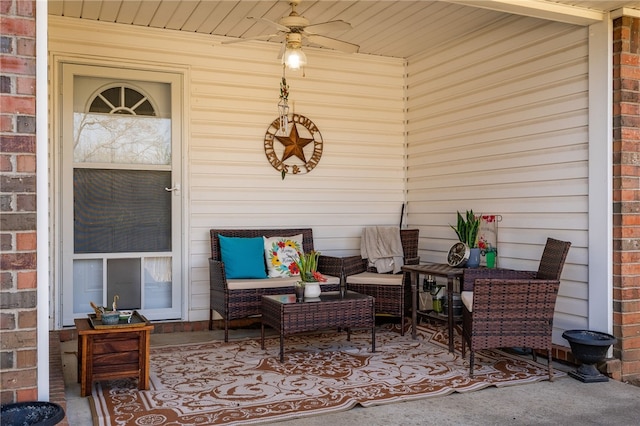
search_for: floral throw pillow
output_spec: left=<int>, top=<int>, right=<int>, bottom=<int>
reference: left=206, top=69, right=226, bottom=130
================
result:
left=263, top=234, right=304, bottom=278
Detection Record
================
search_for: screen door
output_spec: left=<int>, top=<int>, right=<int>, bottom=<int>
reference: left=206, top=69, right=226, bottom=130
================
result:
left=60, top=64, right=182, bottom=325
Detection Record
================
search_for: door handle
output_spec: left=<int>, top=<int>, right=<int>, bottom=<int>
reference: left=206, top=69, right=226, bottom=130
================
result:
left=165, top=184, right=180, bottom=193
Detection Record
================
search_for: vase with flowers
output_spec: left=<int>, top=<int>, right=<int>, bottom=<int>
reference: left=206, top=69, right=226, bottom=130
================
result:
left=292, top=250, right=327, bottom=299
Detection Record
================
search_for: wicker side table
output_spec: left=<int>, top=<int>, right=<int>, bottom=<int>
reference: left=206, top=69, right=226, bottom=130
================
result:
left=402, top=263, right=464, bottom=353
left=261, top=291, right=375, bottom=362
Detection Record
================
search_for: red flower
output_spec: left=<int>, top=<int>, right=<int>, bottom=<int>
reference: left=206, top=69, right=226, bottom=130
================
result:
left=277, top=241, right=286, bottom=248
left=312, top=271, right=327, bottom=282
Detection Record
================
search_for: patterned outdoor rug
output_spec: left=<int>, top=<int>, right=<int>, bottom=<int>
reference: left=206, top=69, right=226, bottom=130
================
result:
left=90, top=323, right=560, bottom=425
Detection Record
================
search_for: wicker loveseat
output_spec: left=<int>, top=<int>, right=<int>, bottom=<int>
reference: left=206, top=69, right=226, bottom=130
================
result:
left=209, top=228, right=343, bottom=341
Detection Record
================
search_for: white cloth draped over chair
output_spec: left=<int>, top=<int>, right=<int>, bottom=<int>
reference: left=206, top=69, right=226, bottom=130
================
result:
left=360, top=226, right=404, bottom=274
left=343, top=228, right=420, bottom=336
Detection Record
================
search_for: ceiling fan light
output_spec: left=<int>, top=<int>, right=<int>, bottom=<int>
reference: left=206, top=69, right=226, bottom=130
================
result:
left=283, top=47, right=307, bottom=70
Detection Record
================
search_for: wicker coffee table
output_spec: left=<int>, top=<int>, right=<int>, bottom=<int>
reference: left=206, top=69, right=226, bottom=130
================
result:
left=261, top=291, right=376, bottom=362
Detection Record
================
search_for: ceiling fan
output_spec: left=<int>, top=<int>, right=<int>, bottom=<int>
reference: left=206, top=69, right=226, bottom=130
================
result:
left=225, top=0, right=359, bottom=69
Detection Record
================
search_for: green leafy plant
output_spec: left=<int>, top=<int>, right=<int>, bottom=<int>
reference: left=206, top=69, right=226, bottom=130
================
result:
left=450, top=210, right=481, bottom=248
left=292, top=250, right=327, bottom=282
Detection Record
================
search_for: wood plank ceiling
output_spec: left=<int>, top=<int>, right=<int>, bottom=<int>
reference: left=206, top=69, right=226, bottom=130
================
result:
left=48, top=1, right=640, bottom=59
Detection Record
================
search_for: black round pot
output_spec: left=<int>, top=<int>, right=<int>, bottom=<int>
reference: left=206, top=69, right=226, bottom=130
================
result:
left=562, top=329, right=617, bottom=383
left=0, top=401, right=65, bottom=426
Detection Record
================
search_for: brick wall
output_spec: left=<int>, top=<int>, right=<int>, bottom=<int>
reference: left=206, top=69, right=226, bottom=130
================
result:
left=0, top=0, right=38, bottom=404
left=613, top=16, right=640, bottom=383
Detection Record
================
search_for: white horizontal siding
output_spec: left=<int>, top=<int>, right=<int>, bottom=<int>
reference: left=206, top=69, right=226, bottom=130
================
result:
left=49, top=16, right=406, bottom=322
left=49, top=14, right=595, bottom=340
left=406, top=15, right=589, bottom=345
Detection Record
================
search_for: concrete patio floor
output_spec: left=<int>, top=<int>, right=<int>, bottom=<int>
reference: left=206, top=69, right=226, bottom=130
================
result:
left=60, top=327, right=640, bottom=426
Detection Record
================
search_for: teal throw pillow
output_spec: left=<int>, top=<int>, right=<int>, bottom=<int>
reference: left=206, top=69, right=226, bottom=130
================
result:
left=219, top=235, right=267, bottom=279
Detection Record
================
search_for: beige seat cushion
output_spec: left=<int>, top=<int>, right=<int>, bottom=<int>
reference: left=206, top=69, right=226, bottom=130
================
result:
left=461, top=291, right=473, bottom=312
left=228, top=275, right=340, bottom=290
left=346, top=271, right=403, bottom=286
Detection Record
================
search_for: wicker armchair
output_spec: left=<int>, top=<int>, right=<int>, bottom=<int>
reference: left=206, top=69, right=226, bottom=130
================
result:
left=343, top=229, right=420, bottom=335
left=209, top=228, right=343, bottom=342
left=461, top=237, right=571, bottom=380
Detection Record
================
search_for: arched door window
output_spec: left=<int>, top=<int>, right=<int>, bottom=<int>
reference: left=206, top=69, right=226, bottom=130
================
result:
left=73, top=84, right=170, bottom=165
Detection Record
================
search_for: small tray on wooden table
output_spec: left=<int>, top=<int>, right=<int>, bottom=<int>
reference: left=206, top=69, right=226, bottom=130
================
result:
left=88, top=310, right=149, bottom=329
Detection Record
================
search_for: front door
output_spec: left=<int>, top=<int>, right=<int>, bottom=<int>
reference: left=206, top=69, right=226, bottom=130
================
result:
left=60, top=64, right=183, bottom=325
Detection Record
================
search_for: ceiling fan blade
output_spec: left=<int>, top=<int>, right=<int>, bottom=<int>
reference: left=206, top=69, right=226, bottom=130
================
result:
left=247, top=16, right=290, bottom=33
left=304, top=34, right=359, bottom=54
left=304, top=20, right=352, bottom=35
left=218, top=33, right=281, bottom=45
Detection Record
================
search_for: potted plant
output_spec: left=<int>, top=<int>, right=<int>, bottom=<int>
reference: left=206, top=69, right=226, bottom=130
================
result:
left=450, top=210, right=481, bottom=267
left=292, top=250, right=327, bottom=298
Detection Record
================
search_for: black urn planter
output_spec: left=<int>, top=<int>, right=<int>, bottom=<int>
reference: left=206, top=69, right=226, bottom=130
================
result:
left=562, top=330, right=617, bottom=383
left=0, top=401, right=65, bottom=426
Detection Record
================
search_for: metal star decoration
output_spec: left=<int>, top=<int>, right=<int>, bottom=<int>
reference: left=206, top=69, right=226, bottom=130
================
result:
left=275, top=122, right=314, bottom=163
